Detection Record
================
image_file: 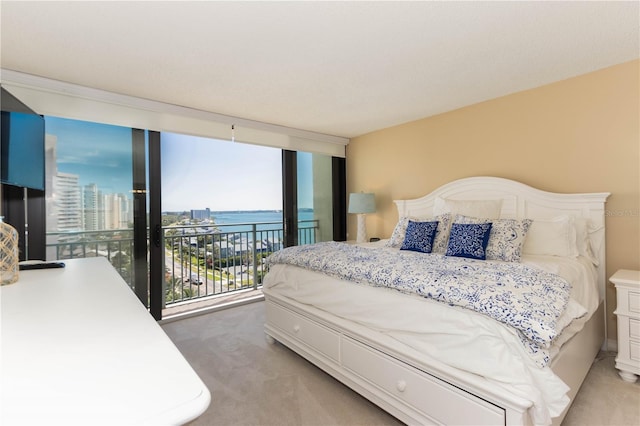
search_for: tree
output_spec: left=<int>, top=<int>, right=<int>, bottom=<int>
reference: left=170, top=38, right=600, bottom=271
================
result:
left=165, top=275, right=193, bottom=303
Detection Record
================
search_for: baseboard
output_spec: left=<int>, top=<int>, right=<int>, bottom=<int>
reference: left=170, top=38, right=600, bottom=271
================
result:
left=606, top=338, right=618, bottom=352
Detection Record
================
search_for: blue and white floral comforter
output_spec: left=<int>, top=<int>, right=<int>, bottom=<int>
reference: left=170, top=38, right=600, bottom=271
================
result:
left=267, top=241, right=571, bottom=351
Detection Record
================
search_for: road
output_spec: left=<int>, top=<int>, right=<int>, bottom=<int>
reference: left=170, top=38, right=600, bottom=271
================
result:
left=163, top=249, right=252, bottom=293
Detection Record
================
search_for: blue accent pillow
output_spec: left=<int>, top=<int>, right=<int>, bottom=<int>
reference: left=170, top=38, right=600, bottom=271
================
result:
left=400, top=220, right=439, bottom=253
left=445, top=222, right=493, bottom=260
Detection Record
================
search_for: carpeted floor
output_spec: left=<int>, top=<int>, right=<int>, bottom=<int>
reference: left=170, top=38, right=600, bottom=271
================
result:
left=162, top=301, right=640, bottom=426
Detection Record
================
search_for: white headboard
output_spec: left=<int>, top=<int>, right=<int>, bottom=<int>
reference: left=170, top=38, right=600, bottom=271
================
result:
left=394, top=176, right=610, bottom=299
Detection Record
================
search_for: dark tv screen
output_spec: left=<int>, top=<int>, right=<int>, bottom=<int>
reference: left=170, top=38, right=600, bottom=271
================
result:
left=1, top=110, right=45, bottom=191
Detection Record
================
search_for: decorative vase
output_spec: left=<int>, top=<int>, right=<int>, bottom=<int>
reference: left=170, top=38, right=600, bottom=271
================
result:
left=0, top=217, right=19, bottom=285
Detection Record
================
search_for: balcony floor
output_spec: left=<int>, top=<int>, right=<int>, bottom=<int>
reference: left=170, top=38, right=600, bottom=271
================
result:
left=161, top=287, right=264, bottom=322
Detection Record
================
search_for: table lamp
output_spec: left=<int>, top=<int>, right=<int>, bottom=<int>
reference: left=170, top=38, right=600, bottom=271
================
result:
left=348, top=192, right=376, bottom=243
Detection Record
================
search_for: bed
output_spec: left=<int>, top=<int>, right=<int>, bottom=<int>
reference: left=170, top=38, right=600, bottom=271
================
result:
left=262, top=176, right=610, bottom=425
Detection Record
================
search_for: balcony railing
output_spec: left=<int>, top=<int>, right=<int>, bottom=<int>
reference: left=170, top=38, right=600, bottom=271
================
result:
left=46, top=219, right=318, bottom=307
left=47, top=228, right=135, bottom=284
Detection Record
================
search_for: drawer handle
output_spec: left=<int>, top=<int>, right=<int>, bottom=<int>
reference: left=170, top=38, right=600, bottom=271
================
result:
left=396, top=380, right=407, bottom=392
left=293, top=324, right=301, bottom=333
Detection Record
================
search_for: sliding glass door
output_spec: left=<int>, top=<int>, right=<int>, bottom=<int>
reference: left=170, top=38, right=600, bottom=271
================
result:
left=297, top=151, right=334, bottom=244
left=158, top=132, right=283, bottom=316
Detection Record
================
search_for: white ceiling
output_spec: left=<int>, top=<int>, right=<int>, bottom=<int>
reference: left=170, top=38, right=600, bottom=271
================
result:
left=1, top=1, right=638, bottom=139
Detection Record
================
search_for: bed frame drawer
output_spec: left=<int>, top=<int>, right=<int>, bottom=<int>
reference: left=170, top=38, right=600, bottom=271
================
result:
left=341, top=338, right=505, bottom=425
left=266, top=302, right=341, bottom=362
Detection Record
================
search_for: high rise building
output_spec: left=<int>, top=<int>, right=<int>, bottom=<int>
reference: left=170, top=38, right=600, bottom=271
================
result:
left=83, top=183, right=104, bottom=231
left=55, top=172, right=83, bottom=231
left=104, top=193, right=132, bottom=230
left=191, top=208, right=211, bottom=220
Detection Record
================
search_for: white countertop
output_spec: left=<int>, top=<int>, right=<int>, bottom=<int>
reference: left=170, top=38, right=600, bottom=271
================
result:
left=1, top=257, right=210, bottom=425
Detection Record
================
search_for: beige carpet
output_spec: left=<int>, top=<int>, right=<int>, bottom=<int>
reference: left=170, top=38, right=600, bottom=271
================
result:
left=162, top=301, right=640, bottom=426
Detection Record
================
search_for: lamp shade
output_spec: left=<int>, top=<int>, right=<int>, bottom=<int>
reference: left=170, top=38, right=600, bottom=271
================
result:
left=348, top=193, right=376, bottom=214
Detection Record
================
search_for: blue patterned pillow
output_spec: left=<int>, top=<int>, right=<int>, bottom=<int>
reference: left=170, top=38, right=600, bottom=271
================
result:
left=400, top=220, right=439, bottom=253
left=445, top=222, right=493, bottom=260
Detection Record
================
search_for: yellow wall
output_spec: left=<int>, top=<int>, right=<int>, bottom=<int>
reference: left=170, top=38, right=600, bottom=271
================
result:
left=347, top=59, right=639, bottom=342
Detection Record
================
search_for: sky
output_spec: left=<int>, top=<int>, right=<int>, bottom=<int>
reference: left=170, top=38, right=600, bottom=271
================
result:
left=45, top=116, right=133, bottom=195
left=45, top=116, right=313, bottom=212
left=161, top=132, right=286, bottom=211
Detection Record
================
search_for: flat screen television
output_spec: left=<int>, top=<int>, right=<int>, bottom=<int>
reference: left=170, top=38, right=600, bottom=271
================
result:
left=1, top=93, right=46, bottom=191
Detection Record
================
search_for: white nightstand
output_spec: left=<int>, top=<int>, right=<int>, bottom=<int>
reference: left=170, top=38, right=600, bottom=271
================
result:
left=611, top=269, right=640, bottom=382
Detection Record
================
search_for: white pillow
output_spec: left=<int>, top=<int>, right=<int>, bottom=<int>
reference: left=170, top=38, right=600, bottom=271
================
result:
left=574, top=217, right=601, bottom=265
left=387, top=216, right=413, bottom=248
left=433, top=197, right=503, bottom=219
left=386, top=213, right=453, bottom=254
left=522, top=216, right=579, bottom=258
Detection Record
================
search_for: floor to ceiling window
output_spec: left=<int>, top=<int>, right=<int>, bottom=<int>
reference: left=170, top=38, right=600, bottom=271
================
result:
left=158, top=134, right=343, bottom=317
left=43, top=116, right=149, bottom=303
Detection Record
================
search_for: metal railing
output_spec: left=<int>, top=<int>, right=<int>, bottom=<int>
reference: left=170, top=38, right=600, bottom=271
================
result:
left=47, top=229, right=135, bottom=285
left=46, top=219, right=318, bottom=306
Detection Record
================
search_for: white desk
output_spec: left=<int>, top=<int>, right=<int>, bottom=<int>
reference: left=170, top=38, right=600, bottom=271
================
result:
left=0, top=257, right=210, bottom=425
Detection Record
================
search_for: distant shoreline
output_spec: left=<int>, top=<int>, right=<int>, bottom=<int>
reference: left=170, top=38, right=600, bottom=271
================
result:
left=162, top=208, right=313, bottom=215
